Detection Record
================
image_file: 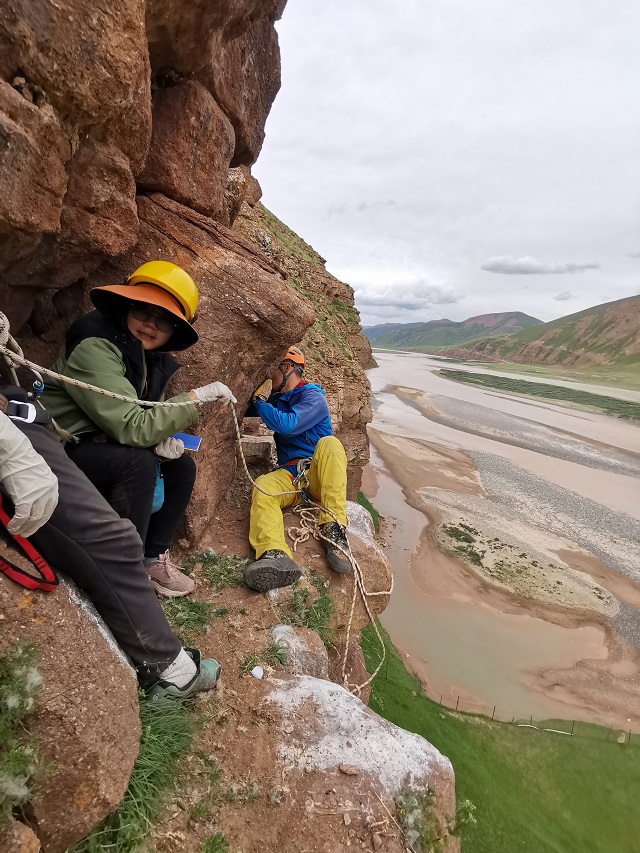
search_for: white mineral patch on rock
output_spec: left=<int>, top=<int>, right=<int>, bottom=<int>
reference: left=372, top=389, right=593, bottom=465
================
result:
left=266, top=675, right=453, bottom=797
left=346, top=502, right=386, bottom=561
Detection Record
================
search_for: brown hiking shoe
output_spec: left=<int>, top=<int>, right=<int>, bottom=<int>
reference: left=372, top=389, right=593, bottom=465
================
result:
left=147, top=550, right=195, bottom=597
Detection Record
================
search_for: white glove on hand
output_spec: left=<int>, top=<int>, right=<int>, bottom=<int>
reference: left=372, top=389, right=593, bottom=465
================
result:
left=191, top=382, right=237, bottom=405
left=154, top=436, right=184, bottom=460
left=0, top=415, right=59, bottom=538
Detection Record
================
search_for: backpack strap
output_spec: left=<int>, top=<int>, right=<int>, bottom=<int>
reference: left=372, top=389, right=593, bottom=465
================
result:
left=0, top=495, right=58, bottom=592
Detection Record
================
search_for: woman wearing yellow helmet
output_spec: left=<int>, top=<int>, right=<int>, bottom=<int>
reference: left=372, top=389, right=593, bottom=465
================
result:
left=42, top=261, right=235, bottom=597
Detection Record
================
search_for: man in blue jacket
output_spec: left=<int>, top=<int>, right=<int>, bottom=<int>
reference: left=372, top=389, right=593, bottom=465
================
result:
left=244, top=346, right=350, bottom=592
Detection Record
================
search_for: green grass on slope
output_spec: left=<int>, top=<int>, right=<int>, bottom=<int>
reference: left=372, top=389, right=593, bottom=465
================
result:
left=71, top=696, right=194, bottom=853
left=440, top=369, right=640, bottom=420
left=362, top=625, right=640, bottom=853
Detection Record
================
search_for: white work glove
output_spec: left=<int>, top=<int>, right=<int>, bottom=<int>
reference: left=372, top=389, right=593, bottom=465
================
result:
left=0, top=415, right=59, bottom=538
left=191, top=382, right=237, bottom=405
left=154, top=436, right=184, bottom=460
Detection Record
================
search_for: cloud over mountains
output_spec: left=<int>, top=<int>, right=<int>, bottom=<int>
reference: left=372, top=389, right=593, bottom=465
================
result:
left=354, top=280, right=460, bottom=318
left=481, top=256, right=600, bottom=275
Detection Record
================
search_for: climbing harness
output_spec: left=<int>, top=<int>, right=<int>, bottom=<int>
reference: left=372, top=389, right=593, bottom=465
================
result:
left=0, top=494, right=58, bottom=592
left=0, top=311, right=393, bottom=694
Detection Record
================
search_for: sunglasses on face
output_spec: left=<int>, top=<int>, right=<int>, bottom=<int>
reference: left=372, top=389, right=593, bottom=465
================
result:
left=129, top=303, right=176, bottom=334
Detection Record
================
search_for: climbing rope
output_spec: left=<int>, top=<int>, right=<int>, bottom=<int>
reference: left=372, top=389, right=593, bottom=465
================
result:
left=0, top=311, right=393, bottom=695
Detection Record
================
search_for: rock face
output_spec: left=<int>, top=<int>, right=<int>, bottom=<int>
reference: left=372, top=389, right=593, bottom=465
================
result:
left=266, top=675, right=459, bottom=852
left=271, top=624, right=330, bottom=679
left=0, top=564, right=140, bottom=853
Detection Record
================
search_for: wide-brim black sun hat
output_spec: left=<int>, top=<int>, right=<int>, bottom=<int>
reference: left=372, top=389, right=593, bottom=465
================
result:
left=90, top=283, right=199, bottom=351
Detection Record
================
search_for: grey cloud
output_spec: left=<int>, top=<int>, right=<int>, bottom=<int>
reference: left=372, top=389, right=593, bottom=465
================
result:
left=553, top=291, right=575, bottom=301
left=326, top=199, right=395, bottom=218
left=354, top=281, right=460, bottom=312
left=628, top=251, right=640, bottom=259
left=326, top=203, right=348, bottom=218
left=481, top=256, right=600, bottom=275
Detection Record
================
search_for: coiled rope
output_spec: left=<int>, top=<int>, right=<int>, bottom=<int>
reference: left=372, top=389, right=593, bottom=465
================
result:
left=0, top=311, right=392, bottom=694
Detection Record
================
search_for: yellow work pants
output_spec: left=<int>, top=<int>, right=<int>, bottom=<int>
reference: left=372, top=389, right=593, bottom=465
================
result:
left=249, top=435, right=348, bottom=558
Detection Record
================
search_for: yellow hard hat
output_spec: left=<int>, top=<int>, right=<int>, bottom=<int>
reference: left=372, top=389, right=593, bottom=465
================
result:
left=126, top=261, right=198, bottom=321
left=90, top=260, right=200, bottom=351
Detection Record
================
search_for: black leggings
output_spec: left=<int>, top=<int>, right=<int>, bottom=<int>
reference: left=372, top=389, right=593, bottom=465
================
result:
left=66, top=441, right=196, bottom=559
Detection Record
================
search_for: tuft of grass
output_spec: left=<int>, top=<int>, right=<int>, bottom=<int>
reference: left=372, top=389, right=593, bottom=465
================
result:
left=397, top=787, right=447, bottom=852
left=357, top=491, right=380, bottom=533
left=240, top=644, right=287, bottom=676
left=161, top=598, right=216, bottom=644
left=240, top=654, right=261, bottom=676
left=280, top=587, right=334, bottom=647
left=185, top=550, right=249, bottom=591
left=443, top=524, right=476, bottom=544
left=263, top=643, right=287, bottom=667
left=0, top=642, right=41, bottom=829
left=70, top=696, right=194, bottom=853
left=362, top=622, right=640, bottom=853
left=199, top=833, right=228, bottom=853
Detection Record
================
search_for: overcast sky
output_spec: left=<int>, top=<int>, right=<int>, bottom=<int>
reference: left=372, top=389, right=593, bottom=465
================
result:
left=253, top=0, right=640, bottom=327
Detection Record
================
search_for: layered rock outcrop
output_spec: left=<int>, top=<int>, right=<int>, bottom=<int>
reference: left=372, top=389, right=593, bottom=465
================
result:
left=0, top=558, right=140, bottom=852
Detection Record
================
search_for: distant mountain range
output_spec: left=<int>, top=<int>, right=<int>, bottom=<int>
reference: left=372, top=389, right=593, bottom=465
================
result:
left=364, top=312, right=542, bottom=351
left=439, top=294, right=640, bottom=367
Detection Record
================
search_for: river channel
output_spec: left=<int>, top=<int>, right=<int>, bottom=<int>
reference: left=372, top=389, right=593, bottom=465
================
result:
left=364, top=351, right=640, bottom=726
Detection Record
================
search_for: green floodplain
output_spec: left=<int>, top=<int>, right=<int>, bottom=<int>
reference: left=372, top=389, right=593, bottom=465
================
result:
left=361, top=624, right=640, bottom=853
left=439, top=369, right=640, bottom=420
left=479, top=360, right=640, bottom=394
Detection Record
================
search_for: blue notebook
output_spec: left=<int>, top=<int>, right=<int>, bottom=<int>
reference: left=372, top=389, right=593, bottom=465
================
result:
left=172, top=432, right=202, bottom=452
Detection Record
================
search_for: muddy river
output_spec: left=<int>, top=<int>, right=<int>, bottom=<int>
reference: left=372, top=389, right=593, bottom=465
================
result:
left=365, top=352, right=640, bottom=726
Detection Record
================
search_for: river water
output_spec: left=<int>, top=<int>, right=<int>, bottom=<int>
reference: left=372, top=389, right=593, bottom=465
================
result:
left=365, top=351, right=640, bottom=721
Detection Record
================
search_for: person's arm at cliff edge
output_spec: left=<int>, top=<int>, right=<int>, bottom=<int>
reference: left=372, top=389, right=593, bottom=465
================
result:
left=0, top=413, right=59, bottom=537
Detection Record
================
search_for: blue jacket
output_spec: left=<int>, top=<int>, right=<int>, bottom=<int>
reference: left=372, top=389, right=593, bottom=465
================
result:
left=248, top=381, right=332, bottom=470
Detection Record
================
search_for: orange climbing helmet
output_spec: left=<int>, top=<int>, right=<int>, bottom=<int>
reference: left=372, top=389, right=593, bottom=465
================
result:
left=90, top=261, right=199, bottom=351
left=283, top=346, right=305, bottom=368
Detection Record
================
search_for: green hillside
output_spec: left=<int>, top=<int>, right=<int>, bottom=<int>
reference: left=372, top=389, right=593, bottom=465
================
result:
left=442, top=294, right=640, bottom=368
left=364, top=312, right=541, bottom=351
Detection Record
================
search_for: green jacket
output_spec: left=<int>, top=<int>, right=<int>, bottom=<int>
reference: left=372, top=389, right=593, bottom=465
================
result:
left=42, top=335, right=198, bottom=447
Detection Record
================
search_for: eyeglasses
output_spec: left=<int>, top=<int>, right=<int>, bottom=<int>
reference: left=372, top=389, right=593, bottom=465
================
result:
left=129, top=303, right=176, bottom=334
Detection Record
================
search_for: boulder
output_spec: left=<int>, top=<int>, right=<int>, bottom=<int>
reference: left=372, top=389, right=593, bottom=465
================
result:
left=271, top=624, right=329, bottom=678
left=0, top=561, right=140, bottom=853
left=0, top=0, right=151, bottom=168
left=0, top=82, right=69, bottom=268
left=139, top=81, right=235, bottom=219
left=2, top=137, right=139, bottom=293
left=199, top=16, right=283, bottom=165
left=0, top=820, right=40, bottom=853
left=266, top=675, right=458, bottom=852
left=328, top=502, right=392, bottom=638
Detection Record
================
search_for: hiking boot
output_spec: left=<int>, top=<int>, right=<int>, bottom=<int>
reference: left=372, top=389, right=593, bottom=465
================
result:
left=319, top=522, right=352, bottom=574
left=244, top=549, right=302, bottom=592
left=147, top=648, right=221, bottom=700
left=146, top=550, right=195, bottom=597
